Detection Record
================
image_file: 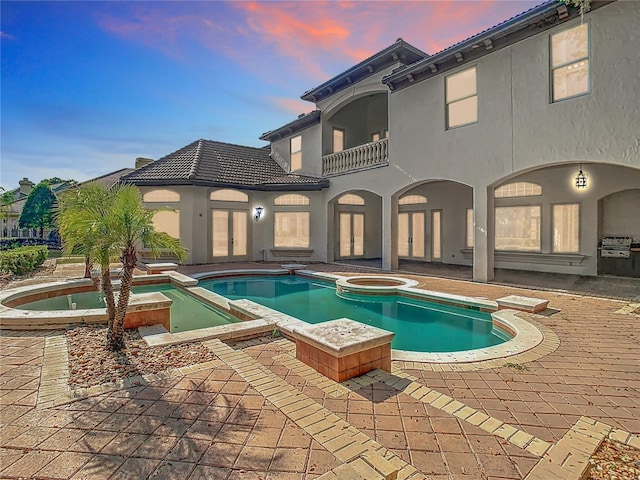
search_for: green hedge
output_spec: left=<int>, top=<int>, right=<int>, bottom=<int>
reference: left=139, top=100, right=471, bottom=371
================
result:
left=0, top=245, right=49, bottom=275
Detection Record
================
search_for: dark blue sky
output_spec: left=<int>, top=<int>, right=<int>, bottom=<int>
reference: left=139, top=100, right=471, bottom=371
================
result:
left=1, top=1, right=540, bottom=189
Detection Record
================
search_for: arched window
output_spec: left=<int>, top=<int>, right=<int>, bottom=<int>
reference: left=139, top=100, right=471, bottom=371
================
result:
left=337, top=194, right=365, bottom=205
left=398, top=194, right=427, bottom=205
left=210, top=189, right=248, bottom=202
left=143, top=189, right=180, bottom=202
left=494, top=182, right=542, bottom=198
left=274, top=194, right=309, bottom=206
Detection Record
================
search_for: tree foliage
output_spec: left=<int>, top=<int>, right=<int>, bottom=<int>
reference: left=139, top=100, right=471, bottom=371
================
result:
left=57, top=183, right=187, bottom=351
left=19, top=183, right=57, bottom=237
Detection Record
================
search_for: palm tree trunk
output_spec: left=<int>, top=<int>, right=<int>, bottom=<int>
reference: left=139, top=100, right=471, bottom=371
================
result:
left=101, top=266, right=116, bottom=329
left=84, top=256, right=92, bottom=278
left=108, top=245, right=136, bottom=351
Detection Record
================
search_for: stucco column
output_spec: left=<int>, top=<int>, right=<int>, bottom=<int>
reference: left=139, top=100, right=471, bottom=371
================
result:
left=382, top=195, right=397, bottom=271
left=473, top=186, right=494, bottom=282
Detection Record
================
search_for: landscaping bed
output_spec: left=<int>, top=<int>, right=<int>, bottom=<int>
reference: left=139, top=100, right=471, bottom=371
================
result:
left=588, top=438, right=640, bottom=480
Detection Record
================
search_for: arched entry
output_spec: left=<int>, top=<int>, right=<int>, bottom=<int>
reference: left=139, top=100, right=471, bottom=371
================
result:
left=485, top=163, right=640, bottom=279
left=328, top=190, right=382, bottom=267
left=392, top=180, right=473, bottom=272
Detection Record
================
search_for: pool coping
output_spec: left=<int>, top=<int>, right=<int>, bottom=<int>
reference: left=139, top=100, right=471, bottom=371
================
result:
left=2, top=268, right=552, bottom=367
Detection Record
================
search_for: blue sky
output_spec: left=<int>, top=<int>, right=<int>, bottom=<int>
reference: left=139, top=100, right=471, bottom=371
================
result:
left=1, top=0, right=540, bottom=190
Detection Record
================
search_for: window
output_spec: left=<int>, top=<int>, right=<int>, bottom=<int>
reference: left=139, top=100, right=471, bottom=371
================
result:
left=553, top=204, right=579, bottom=253
left=466, top=208, right=474, bottom=248
left=274, top=212, right=309, bottom=248
left=446, top=66, right=477, bottom=128
left=337, top=194, right=365, bottom=205
left=495, top=206, right=541, bottom=251
left=290, top=135, right=302, bottom=171
left=151, top=210, right=180, bottom=239
left=398, top=194, right=427, bottom=206
left=274, top=194, right=309, bottom=206
left=333, top=128, right=344, bottom=153
left=494, top=182, right=542, bottom=198
left=371, top=132, right=380, bottom=142
left=210, top=189, right=248, bottom=202
left=551, top=24, right=589, bottom=102
left=143, top=189, right=180, bottom=202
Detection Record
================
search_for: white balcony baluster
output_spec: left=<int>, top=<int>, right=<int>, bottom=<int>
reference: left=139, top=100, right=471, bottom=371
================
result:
left=322, top=138, right=388, bottom=176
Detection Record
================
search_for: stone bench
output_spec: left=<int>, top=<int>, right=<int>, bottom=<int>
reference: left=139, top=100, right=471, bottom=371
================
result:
left=290, top=318, right=394, bottom=382
left=145, top=263, right=178, bottom=275
left=497, top=295, right=549, bottom=313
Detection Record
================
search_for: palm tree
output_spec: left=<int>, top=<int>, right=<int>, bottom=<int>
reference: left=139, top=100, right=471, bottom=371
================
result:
left=106, top=185, right=186, bottom=350
left=58, top=183, right=187, bottom=350
left=57, top=183, right=119, bottom=322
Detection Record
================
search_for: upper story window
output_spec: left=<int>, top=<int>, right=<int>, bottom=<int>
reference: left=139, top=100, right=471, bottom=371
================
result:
left=274, top=194, right=309, bottom=206
left=143, top=189, right=180, bottom=202
left=337, top=194, right=365, bottom=205
left=372, top=132, right=380, bottom=142
left=210, top=189, right=248, bottom=202
left=446, top=66, right=477, bottom=129
left=495, top=182, right=542, bottom=198
left=398, top=194, right=427, bottom=205
left=333, top=128, right=344, bottom=153
left=290, top=135, right=302, bottom=171
left=551, top=23, right=589, bottom=102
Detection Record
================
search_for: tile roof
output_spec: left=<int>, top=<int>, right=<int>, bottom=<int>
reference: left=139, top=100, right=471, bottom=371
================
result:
left=122, top=139, right=328, bottom=191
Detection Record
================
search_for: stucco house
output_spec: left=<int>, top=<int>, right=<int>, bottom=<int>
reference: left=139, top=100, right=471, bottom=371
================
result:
left=124, top=0, right=640, bottom=280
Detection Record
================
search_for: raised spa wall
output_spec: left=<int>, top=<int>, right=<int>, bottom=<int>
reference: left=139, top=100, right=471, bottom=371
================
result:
left=0, top=271, right=198, bottom=331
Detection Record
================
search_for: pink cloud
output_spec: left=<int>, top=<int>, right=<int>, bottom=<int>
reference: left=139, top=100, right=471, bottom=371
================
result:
left=269, top=97, right=313, bottom=116
left=95, top=1, right=542, bottom=86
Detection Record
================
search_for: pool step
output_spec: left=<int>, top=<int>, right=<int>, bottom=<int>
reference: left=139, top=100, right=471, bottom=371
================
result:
left=317, top=453, right=398, bottom=480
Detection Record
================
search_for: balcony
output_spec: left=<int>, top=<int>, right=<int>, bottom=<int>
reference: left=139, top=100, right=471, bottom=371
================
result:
left=322, top=138, right=388, bottom=177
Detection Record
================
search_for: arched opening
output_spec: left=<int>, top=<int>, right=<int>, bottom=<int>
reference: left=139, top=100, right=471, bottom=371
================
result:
left=328, top=190, right=382, bottom=268
left=392, top=180, right=473, bottom=278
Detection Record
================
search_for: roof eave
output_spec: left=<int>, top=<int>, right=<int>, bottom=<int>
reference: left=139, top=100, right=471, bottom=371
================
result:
left=259, top=110, right=321, bottom=142
left=300, top=39, right=428, bottom=103
left=382, top=0, right=614, bottom=92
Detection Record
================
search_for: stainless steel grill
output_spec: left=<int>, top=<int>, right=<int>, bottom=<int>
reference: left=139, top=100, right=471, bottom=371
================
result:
left=601, top=236, right=633, bottom=258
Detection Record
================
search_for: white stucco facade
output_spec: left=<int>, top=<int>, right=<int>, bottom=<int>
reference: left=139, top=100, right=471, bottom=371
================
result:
left=140, top=1, right=640, bottom=280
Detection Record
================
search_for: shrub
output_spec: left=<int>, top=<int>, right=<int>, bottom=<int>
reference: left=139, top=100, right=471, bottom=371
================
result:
left=0, top=245, right=48, bottom=275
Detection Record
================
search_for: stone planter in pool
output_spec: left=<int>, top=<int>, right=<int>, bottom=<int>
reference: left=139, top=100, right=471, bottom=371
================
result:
left=335, top=275, right=419, bottom=295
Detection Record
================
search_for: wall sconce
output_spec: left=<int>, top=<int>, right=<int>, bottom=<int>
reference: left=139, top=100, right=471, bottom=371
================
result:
left=254, top=206, right=264, bottom=221
left=575, top=164, right=587, bottom=189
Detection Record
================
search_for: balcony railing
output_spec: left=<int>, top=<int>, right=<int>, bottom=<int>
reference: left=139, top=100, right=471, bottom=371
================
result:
left=322, top=138, right=388, bottom=177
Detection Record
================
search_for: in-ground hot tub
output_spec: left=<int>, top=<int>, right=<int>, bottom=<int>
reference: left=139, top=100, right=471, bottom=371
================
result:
left=335, top=275, right=419, bottom=294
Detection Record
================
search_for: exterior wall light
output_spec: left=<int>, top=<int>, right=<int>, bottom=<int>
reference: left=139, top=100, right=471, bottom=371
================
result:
left=575, top=164, right=587, bottom=189
left=254, top=206, right=264, bottom=221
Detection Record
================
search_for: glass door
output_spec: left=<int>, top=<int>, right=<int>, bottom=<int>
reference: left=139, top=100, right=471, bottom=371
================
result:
left=212, top=209, right=249, bottom=261
left=339, top=212, right=365, bottom=258
left=398, top=212, right=425, bottom=259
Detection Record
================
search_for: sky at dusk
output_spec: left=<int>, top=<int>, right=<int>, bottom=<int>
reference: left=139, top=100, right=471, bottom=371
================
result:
left=1, top=0, right=542, bottom=190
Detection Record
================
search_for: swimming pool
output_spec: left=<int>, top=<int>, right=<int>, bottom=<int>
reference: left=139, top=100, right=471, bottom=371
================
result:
left=200, top=275, right=510, bottom=353
left=16, top=283, right=239, bottom=333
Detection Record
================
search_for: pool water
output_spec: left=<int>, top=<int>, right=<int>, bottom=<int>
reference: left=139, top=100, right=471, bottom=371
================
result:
left=17, top=284, right=239, bottom=333
left=200, top=276, right=509, bottom=353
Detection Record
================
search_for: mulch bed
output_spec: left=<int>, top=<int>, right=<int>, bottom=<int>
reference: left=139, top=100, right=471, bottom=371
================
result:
left=588, top=439, right=640, bottom=480
left=66, top=325, right=217, bottom=388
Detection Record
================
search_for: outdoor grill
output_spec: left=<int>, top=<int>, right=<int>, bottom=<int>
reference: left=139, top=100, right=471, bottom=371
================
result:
left=600, top=236, right=633, bottom=258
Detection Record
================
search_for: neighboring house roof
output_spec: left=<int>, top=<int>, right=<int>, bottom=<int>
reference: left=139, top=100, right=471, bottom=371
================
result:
left=78, top=168, right=135, bottom=189
left=122, top=139, right=329, bottom=191
left=259, top=110, right=321, bottom=143
left=301, top=38, right=428, bottom=103
left=383, top=0, right=614, bottom=92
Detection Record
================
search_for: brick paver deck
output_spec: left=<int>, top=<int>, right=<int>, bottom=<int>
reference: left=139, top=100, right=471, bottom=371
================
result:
left=1, top=262, right=639, bottom=479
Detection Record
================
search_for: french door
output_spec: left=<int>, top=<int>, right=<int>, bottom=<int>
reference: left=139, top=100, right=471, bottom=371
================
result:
left=339, top=212, right=364, bottom=258
left=398, top=211, right=425, bottom=259
left=211, top=209, right=248, bottom=261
